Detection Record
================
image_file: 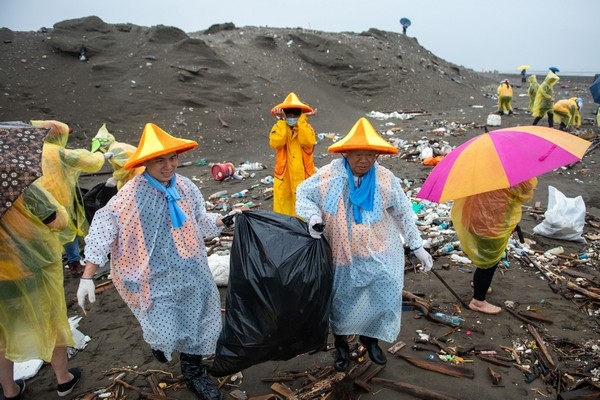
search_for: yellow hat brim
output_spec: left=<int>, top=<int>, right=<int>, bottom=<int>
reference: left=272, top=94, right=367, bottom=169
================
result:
left=124, top=123, right=198, bottom=170
left=328, top=117, right=398, bottom=155
left=271, top=92, right=314, bottom=114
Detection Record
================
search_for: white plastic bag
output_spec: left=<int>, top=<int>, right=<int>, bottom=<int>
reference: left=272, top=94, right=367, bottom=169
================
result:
left=533, top=186, right=586, bottom=242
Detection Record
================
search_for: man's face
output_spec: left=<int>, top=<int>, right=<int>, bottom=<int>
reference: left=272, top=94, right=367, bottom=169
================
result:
left=345, top=151, right=378, bottom=177
left=144, top=152, right=178, bottom=182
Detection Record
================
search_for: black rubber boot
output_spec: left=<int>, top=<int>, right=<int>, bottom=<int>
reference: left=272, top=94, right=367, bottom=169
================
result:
left=333, top=335, right=350, bottom=372
left=180, top=353, right=223, bottom=400
left=359, top=335, right=387, bottom=365
left=152, top=349, right=168, bottom=363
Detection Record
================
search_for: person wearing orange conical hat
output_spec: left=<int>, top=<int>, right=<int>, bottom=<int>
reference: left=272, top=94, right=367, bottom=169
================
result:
left=269, top=92, right=318, bottom=216
left=77, top=123, right=243, bottom=400
left=31, top=119, right=107, bottom=278
left=296, top=117, right=432, bottom=372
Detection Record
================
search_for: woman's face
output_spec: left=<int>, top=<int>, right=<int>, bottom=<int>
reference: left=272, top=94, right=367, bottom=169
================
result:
left=144, top=152, right=179, bottom=182
left=345, top=150, right=378, bottom=176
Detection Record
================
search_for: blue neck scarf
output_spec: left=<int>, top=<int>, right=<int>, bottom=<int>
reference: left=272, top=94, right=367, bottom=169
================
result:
left=143, top=171, right=187, bottom=228
left=344, top=158, right=376, bottom=224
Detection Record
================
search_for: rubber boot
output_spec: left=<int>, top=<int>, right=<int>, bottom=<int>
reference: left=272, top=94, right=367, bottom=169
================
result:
left=180, top=353, right=223, bottom=400
left=333, top=335, right=350, bottom=372
left=359, top=335, right=387, bottom=365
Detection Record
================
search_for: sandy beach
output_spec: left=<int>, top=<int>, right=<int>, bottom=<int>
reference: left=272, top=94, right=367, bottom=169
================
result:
left=1, top=16, right=599, bottom=400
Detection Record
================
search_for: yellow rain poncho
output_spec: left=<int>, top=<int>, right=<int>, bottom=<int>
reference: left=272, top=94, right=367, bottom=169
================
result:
left=269, top=113, right=316, bottom=216
left=31, top=120, right=105, bottom=244
left=527, top=75, right=539, bottom=112
left=451, top=178, right=537, bottom=268
left=0, top=181, right=74, bottom=362
left=92, top=124, right=144, bottom=189
left=533, top=72, right=559, bottom=118
left=553, top=97, right=582, bottom=128
left=496, top=81, right=513, bottom=113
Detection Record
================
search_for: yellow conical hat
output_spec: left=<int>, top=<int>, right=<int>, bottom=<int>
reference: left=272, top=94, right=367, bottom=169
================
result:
left=328, top=117, right=398, bottom=155
left=124, top=123, right=198, bottom=170
left=271, top=92, right=314, bottom=113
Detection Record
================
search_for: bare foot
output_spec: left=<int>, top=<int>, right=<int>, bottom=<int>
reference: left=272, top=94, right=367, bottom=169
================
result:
left=469, top=299, right=501, bottom=314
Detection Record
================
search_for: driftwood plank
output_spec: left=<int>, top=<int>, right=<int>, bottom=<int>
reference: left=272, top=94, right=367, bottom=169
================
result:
left=397, top=353, right=474, bottom=379
left=372, top=378, right=474, bottom=400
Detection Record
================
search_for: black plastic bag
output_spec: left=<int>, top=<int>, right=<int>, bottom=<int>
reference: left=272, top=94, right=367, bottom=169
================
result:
left=211, top=210, right=333, bottom=377
left=82, top=182, right=117, bottom=224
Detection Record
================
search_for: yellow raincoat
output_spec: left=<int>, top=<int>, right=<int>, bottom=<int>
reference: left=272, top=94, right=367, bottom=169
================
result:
left=553, top=97, right=581, bottom=128
left=31, top=120, right=105, bottom=244
left=527, top=75, right=539, bottom=112
left=0, top=181, right=74, bottom=362
left=533, top=72, right=559, bottom=118
left=269, top=113, right=316, bottom=216
left=496, top=81, right=513, bottom=113
left=92, top=124, right=144, bottom=189
left=451, top=178, right=537, bottom=268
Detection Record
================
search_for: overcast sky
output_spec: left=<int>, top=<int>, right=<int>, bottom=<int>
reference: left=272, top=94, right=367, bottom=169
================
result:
left=1, top=0, right=598, bottom=75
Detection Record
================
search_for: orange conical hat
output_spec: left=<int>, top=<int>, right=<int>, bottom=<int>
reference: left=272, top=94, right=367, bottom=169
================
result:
left=271, top=92, right=314, bottom=113
left=328, top=117, right=398, bottom=155
left=124, top=123, right=198, bottom=170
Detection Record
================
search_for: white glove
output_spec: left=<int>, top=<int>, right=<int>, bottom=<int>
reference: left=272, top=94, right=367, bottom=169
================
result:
left=224, top=209, right=242, bottom=227
left=414, top=247, right=433, bottom=272
left=103, top=152, right=114, bottom=160
left=105, top=177, right=117, bottom=187
left=308, top=215, right=323, bottom=239
left=77, top=278, right=96, bottom=309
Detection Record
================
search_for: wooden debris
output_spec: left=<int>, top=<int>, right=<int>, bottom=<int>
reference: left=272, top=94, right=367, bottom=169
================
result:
left=397, top=353, right=475, bottom=379
left=270, top=382, right=296, bottom=399
left=387, top=340, right=406, bottom=354
left=477, top=354, right=513, bottom=368
left=567, top=281, right=600, bottom=301
left=248, top=395, right=278, bottom=400
left=527, top=324, right=556, bottom=369
left=115, top=379, right=179, bottom=400
left=518, top=310, right=554, bottom=324
left=372, top=378, right=475, bottom=400
left=487, top=367, right=502, bottom=385
left=229, top=389, right=249, bottom=400
left=353, top=363, right=385, bottom=392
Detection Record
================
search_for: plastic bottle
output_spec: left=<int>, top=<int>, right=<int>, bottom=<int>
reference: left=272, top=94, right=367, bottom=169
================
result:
left=432, top=312, right=461, bottom=326
left=208, top=190, right=227, bottom=200
left=545, top=246, right=564, bottom=255
left=437, top=244, right=454, bottom=255
left=450, top=254, right=471, bottom=264
left=230, top=189, right=248, bottom=198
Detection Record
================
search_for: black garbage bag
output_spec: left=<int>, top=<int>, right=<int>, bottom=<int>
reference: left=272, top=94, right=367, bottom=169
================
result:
left=211, top=210, right=333, bottom=377
left=82, top=182, right=117, bottom=224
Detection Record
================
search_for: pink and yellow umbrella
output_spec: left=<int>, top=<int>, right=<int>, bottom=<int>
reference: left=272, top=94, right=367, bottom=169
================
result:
left=417, top=126, right=591, bottom=203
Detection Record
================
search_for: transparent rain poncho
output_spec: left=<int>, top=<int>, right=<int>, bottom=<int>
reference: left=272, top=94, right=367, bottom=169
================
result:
left=451, top=178, right=537, bottom=269
left=93, top=124, right=144, bottom=189
left=32, top=120, right=105, bottom=244
left=84, top=174, right=223, bottom=360
left=0, top=181, right=74, bottom=362
left=296, top=158, right=423, bottom=342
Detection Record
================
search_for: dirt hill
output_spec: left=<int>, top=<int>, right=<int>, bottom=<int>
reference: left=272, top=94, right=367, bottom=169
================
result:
left=0, top=15, right=495, bottom=161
